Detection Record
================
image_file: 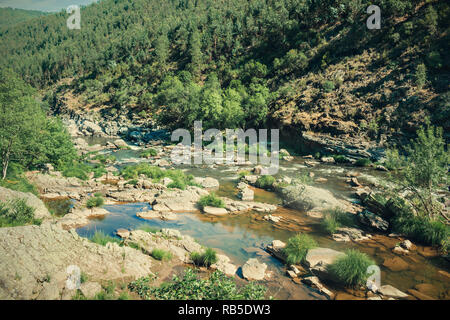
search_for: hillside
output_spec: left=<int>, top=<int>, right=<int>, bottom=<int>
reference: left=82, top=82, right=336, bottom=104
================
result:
left=0, top=7, right=48, bottom=29
left=0, top=0, right=448, bottom=151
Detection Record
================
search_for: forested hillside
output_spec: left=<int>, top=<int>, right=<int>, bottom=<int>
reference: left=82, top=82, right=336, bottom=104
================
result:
left=0, top=0, right=448, bottom=144
left=0, top=7, right=48, bottom=29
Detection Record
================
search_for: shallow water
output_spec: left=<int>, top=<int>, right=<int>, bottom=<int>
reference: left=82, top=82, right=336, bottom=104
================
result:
left=76, top=146, right=450, bottom=299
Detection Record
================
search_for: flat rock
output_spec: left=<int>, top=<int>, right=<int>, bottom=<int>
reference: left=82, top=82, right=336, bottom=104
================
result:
left=378, top=285, right=408, bottom=298
left=241, top=258, right=267, bottom=281
left=0, top=186, right=51, bottom=219
left=116, top=228, right=130, bottom=239
left=305, top=248, right=345, bottom=268
left=203, top=206, right=228, bottom=216
left=382, top=257, right=409, bottom=272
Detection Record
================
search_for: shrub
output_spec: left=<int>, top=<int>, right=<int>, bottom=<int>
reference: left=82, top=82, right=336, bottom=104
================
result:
left=198, top=193, right=225, bottom=210
left=238, top=170, right=251, bottom=179
left=86, top=195, right=104, bottom=208
left=414, top=63, right=427, bottom=88
left=190, top=248, right=218, bottom=267
left=321, top=208, right=354, bottom=235
left=321, top=214, right=340, bottom=235
left=140, top=149, right=158, bottom=158
left=90, top=231, right=120, bottom=246
left=62, top=161, right=91, bottom=180
left=283, top=233, right=317, bottom=265
left=326, top=249, right=375, bottom=287
left=322, top=80, right=335, bottom=93
left=355, top=158, right=372, bottom=167
left=333, top=155, right=349, bottom=163
left=92, top=165, right=107, bottom=179
left=129, top=269, right=266, bottom=300
left=151, top=249, right=173, bottom=261
left=0, top=198, right=40, bottom=227
left=255, top=175, right=275, bottom=190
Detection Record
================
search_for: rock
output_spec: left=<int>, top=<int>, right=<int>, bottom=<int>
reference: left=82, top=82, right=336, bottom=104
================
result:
left=367, top=296, right=382, bottom=300
left=161, top=177, right=173, bottom=186
left=357, top=210, right=389, bottom=232
left=400, top=240, right=415, bottom=251
left=378, top=285, right=408, bottom=298
left=0, top=224, right=153, bottom=300
left=210, top=255, right=237, bottom=277
left=81, top=121, right=103, bottom=136
left=193, top=177, right=220, bottom=189
left=392, top=246, right=410, bottom=255
left=315, top=177, right=328, bottom=183
left=263, top=215, right=282, bottom=223
left=320, top=157, right=335, bottom=163
left=0, top=187, right=51, bottom=220
left=243, top=175, right=258, bottom=184
left=407, top=289, right=434, bottom=300
left=238, top=187, right=254, bottom=201
left=116, top=229, right=130, bottom=239
left=113, top=139, right=128, bottom=148
left=203, top=206, right=228, bottom=216
left=80, top=282, right=102, bottom=299
left=382, top=257, right=409, bottom=272
left=305, top=248, right=345, bottom=268
left=37, top=282, right=60, bottom=300
left=137, top=210, right=177, bottom=221
left=437, top=270, right=450, bottom=281
left=279, top=184, right=348, bottom=212
left=271, top=240, right=286, bottom=250
left=302, top=276, right=335, bottom=299
left=332, top=227, right=371, bottom=242
left=349, top=177, right=362, bottom=187
left=241, top=258, right=267, bottom=281
left=376, top=165, right=388, bottom=172
left=414, top=283, right=438, bottom=298
left=286, top=270, right=297, bottom=278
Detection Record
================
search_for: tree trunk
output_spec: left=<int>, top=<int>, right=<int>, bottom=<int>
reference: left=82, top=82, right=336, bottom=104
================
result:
left=1, top=141, right=12, bottom=180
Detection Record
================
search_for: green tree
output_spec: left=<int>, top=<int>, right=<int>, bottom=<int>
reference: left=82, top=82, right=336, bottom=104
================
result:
left=0, top=70, right=44, bottom=179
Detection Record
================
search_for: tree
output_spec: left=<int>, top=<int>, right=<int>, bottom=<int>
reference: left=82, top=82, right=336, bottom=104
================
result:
left=393, top=119, right=449, bottom=220
left=0, top=70, right=44, bottom=179
left=188, top=30, right=204, bottom=78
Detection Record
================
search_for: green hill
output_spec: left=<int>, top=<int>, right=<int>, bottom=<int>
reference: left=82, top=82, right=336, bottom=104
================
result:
left=0, top=0, right=448, bottom=146
left=0, top=7, right=48, bottom=29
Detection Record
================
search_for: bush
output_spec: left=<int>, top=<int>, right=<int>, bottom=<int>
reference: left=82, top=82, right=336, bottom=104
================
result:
left=326, top=249, right=375, bottom=287
left=90, top=231, right=120, bottom=246
left=62, top=161, right=91, bottom=180
left=151, top=249, right=173, bottom=261
left=355, top=158, right=372, bottom=167
left=129, top=269, right=266, bottom=300
left=255, top=175, right=275, bottom=190
left=283, top=233, right=317, bottom=265
left=322, top=80, right=335, bottom=93
left=238, top=170, right=251, bottom=179
left=333, top=155, right=349, bottom=164
left=86, top=195, right=104, bottom=208
left=414, top=63, right=427, bottom=88
left=321, top=214, right=340, bottom=235
left=0, top=198, right=40, bottom=227
left=140, top=149, right=158, bottom=158
left=198, top=193, right=225, bottom=210
left=190, top=248, right=218, bottom=267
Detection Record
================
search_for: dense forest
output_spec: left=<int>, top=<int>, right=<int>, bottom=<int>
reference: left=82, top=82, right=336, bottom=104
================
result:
left=0, top=0, right=449, bottom=138
left=0, top=7, right=48, bottom=29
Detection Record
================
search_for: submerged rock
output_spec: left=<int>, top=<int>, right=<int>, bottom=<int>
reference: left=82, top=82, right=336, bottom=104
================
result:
left=378, top=285, right=409, bottom=299
left=305, top=248, right=345, bottom=268
left=357, top=210, right=389, bottom=232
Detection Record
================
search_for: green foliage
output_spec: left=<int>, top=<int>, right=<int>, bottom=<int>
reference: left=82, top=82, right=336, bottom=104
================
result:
left=355, top=158, right=372, bottom=167
left=190, top=248, right=218, bottom=268
left=140, top=149, right=158, bottom=158
left=86, top=195, right=104, bottom=208
left=414, top=63, right=427, bottom=88
left=62, top=161, right=91, bottom=180
left=283, top=233, right=317, bottom=265
left=255, top=175, right=275, bottom=190
left=327, top=249, right=375, bottom=287
left=198, top=193, right=225, bottom=210
left=321, top=208, right=355, bottom=235
left=0, top=198, right=40, bottom=227
left=120, top=164, right=196, bottom=190
left=151, top=249, right=173, bottom=261
left=129, top=269, right=266, bottom=300
left=321, top=80, right=335, bottom=93
left=238, top=170, right=251, bottom=179
left=385, top=148, right=404, bottom=171
left=333, top=155, right=349, bottom=164
left=90, top=231, right=120, bottom=246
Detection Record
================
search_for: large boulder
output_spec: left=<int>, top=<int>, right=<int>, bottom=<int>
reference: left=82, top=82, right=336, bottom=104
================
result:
left=278, top=184, right=347, bottom=212
left=305, top=248, right=345, bottom=268
left=241, top=258, right=267, bottom=281
left=0, top=187, right=50, bottom=220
